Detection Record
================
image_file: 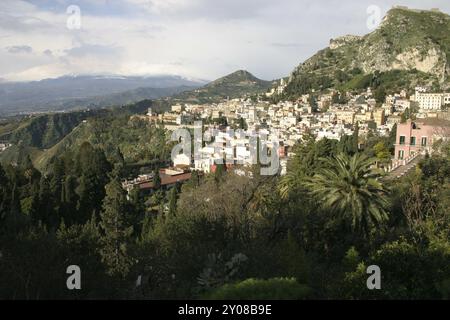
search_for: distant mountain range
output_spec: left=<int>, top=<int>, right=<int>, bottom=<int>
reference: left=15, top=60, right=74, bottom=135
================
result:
left=0, top=75, right=206, bottom=116
left=0, top=71, right=274, bottom=116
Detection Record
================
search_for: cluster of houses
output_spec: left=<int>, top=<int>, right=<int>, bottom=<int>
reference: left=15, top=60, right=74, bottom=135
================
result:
left=123, top=85, right=450, bottom=194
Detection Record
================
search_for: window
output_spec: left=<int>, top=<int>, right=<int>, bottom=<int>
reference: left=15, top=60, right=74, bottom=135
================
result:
left=398, top=150, right=404, bottom=160
left=421, top=137, right=427, bottom=147
left=399, top=136, right=406, bottom=145
left=410, top=136, right=416, bottom=146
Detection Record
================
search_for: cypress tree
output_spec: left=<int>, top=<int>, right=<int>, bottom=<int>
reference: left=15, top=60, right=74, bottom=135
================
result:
left=167, top=186, right=178, bottom=217
left=153, top=167, right=161, bottom=190
left=0, top=164, right=9, bottom=223
left=75, top=143, right=111, bottom=222
left=352, top=122, right=360, bottom=154
left=99, top=177, right=134, bottom=278
left=49, top=158, right=65, bottom=208
left=214, top=163, right=226, bottom=184
left=61, top=175, right=79, bottom=224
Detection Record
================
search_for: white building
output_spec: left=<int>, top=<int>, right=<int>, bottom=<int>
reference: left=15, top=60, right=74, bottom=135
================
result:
left=415, top=92, right=444, bottom=110
left=171, top=104, right=183, bottom=113
left=194, top=158, right=215, bottom=173
left=413, top=89, right=450, bottom=111
left=173, top=154, right=191, bottom=167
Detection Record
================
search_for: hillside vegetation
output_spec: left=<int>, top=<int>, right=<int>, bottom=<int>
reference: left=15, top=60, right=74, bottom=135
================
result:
left=7, top=112, right=93, bottom=149
left=0, top=100, right=170, bottom=171
left=173, top=70, right=274, bottom=103
left=280, top=7, right=450, bottom=100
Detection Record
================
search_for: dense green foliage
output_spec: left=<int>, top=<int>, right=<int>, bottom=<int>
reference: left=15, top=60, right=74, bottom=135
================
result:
left=0, top=117, right=449, bottom=299
left=9, top=111, right=94, bottom=149
left=0, top=103, right=172, bottom=173
left=305, top=153, right=389, bottom=234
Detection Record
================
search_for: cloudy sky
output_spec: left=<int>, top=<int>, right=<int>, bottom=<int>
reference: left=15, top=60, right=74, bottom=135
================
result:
left=1, top=0, right=450, bottom=82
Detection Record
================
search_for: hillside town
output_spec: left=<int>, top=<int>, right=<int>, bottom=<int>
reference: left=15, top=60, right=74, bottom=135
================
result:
left=123, top=84, right=450, bottom=193
left=3, top=2, right=450, bottom=302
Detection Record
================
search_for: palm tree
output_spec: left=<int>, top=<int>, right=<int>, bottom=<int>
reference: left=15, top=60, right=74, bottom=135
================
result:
left=278, top=166, right=303, bottom=200
left=304, top=153, right=389, bottom=234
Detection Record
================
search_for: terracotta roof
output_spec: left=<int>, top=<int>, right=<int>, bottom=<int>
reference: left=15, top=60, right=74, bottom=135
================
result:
left=139, top=172, right=192, bottom=190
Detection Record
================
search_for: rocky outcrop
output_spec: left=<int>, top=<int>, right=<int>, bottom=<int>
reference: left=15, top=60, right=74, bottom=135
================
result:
left=290, top=7, right=450, bottom=85
left=393, top=47, right=447, bottom=80
left=329, top=35, right=361, bottom=50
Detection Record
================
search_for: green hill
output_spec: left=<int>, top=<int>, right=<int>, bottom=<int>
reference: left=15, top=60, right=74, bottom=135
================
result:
left=5, top=112, right=92, bottom=149
left=0, top=100, right=169, bottom=171
left=280, top=7, right=450, bottom=100
left=173, top=70, right=274, bottom=103
left=0, top=144, right=43, bottom=168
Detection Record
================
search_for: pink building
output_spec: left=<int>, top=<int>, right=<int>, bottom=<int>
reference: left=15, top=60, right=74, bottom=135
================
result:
left=394, top=119, right=441, bottom=160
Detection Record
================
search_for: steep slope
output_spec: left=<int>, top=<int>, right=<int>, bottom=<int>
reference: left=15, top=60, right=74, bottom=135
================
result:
left=4, top=111, right=99, bottom=149
left=281, top=7, right=450, bottom=100
left=359, top=8, right=450, bottom=78
left=173, top=70, right=274, bottom=103
left=0, top=100, right=169, bottom=171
